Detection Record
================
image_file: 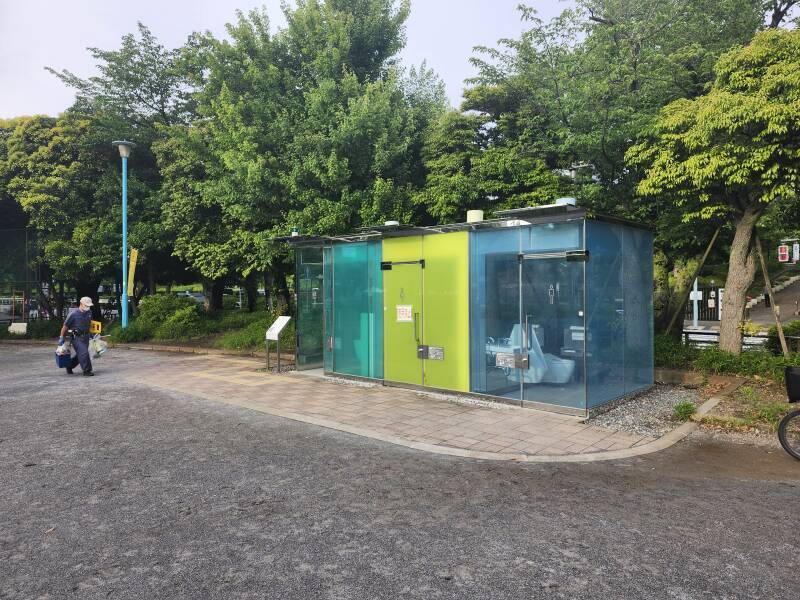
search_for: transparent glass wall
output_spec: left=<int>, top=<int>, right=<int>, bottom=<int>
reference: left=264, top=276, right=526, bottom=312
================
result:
left=469, top=228, right=521, bottom=397
left=295, top=247, right=324, bottom=369
left=326, top=241, right=383, bottom=378
left=623, top=226, right=654, bottom=394
left=322, top=246, right=333, bottom=372
left=585, top=221, right=654, bottom=407
left=470, top=221, right=586, bottom=409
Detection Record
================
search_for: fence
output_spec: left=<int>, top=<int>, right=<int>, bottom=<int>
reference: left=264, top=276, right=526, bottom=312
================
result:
left=682, top=329, right=800, bottom=352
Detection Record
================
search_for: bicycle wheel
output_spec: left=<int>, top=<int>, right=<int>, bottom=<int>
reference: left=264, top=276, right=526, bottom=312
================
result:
left=778, top=410, right=800, bottom=460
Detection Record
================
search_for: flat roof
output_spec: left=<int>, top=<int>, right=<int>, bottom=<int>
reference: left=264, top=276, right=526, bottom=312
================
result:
left=279, top=205, right=651, bottom=246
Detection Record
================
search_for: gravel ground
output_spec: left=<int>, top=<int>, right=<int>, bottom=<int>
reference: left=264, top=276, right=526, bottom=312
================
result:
left=2, top=346, right=800, bottom=599
left=591, top=384, right=701, bottom=438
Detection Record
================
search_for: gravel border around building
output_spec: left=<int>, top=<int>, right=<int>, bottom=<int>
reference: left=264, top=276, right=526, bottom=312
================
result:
left=591, top=384, right=701, bottom=438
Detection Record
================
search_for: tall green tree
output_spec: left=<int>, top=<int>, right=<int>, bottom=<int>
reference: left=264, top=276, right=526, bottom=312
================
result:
left=628, top=29, right=800, bottom=353
left=47, top=23, right=192, bottom=299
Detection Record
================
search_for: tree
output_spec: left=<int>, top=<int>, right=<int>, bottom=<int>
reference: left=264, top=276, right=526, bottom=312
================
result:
left=3, top=115, right=116, bottom=319
left=47, top=23, right=192, bottom=300
left=628, top=29, right=800, bottom=353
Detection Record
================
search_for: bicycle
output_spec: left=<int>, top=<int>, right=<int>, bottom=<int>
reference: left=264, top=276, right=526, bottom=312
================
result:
left=778, top=366, right=800, bottom=460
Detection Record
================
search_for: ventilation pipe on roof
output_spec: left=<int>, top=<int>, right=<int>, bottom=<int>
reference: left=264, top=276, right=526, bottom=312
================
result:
left=384, top=220, right=400, bottom=227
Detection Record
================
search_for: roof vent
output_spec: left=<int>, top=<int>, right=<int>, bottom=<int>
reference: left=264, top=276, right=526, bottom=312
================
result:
left=555, top=197, right=577, bottom=207
left=384, top=220, right=400, bottom=227
left=466, top=209, right=484, bottom=223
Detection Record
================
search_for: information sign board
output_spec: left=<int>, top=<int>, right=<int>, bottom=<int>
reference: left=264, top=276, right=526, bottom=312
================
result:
left=266, top=315, right=291, bottom=340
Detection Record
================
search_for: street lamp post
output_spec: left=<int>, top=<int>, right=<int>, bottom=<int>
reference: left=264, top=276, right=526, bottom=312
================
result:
left=112, top=141, right=135, bottom=328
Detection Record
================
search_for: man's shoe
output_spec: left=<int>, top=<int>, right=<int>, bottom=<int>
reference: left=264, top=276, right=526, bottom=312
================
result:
left=66, top=367, right=73, bottom=375
left=83, top=371, right=94, bottom=377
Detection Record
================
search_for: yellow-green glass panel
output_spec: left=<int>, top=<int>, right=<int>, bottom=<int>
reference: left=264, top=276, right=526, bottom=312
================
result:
left=422, top=232, right=470, bottom=392
left=382, top=236, right=424, bottom=385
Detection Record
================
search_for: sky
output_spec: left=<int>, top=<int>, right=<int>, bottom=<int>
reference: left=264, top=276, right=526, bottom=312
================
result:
left=0, top=0, right=567, bottom=118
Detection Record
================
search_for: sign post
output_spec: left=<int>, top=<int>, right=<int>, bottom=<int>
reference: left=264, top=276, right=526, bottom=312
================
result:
left=265, top=315, right=291, bottom=371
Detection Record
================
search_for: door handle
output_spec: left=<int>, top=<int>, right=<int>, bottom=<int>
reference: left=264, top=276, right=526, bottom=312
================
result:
left=413, top=312, right=420, bottom=343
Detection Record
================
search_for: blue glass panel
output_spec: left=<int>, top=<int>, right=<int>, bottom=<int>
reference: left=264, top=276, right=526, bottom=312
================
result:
left=469, top=228, right=521, bottom=397
left=623, top=227, right=654, bottom=393
left=520, top=221, right=582, bottom=253
left=331, top=241, right=382, bottom=378
left=585, top=221, right=626, bottom=408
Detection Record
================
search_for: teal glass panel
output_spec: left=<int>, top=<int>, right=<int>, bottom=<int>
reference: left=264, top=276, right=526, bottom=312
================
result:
left=330, top=241, right=383, bottom=378
left=585, top=221, right=625, bottom=408
left=623, top=227, right=654, bottom=394
left=323, top=246, right=333, bottom=372
left=469, top=228, right=521, bottom=397
left=295, top=247, right=324, bottom=369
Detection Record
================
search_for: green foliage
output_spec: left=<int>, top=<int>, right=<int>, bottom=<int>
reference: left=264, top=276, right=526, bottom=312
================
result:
left=654, top=334, right=699, bottom=369
left=673, top=401, right=697, bottom=422
left=154, top=305, right=207, bottom=340
left=214, top=314, right=295, bottom=352
left=0, top=319, right=62, bottom=340
left=766, top=319, right=800, bottom=354
left=693, top=347, right=800, bottom=383
left=106, top=318, right=156, bottom=343
left=136, top=295, right=196, bottom=328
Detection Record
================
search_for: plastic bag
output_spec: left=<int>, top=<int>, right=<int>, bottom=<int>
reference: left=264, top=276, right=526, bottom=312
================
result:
left=89, top=335, right=108, bottom=358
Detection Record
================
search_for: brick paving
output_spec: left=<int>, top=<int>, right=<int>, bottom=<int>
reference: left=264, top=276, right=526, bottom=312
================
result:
left=126, top=354, right=651, bottom=457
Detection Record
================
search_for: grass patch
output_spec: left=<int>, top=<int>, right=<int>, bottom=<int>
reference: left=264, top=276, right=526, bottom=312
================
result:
left=673, top=400, right=696, bottom=422
left=699, top=382, right=793, bottom=433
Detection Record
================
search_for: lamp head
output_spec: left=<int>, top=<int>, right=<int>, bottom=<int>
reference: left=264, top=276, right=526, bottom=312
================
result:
left=112, top=140, right=136, bottom=158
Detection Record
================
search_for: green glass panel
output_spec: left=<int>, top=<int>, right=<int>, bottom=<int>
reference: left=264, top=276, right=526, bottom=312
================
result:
left=295, top=247, right=324, bottom=369
left=323, top=246, right=333, bottom=372
left=382, top=236, right=424, bottom=385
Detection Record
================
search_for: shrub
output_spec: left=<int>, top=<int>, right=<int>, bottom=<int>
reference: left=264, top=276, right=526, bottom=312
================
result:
left=107, top=319, right=156, bottom=343
left=26, top=319, right=62, bottom=339
left=765, top=319, right=800, bottom=355
left=154, top=305, right=207, bottom=340
left=137, top=294, right=197, bottom=327
left=673, top=400, right=696, bottom=422
left=693, top=346, right=800, bottom=384
left=214, top=314, right=295, bottom=352
left=654, top=333, right=698, bottom=369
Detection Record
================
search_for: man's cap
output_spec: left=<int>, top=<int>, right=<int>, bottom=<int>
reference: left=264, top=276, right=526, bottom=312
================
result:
left=80, top=296, right=94, bottom=307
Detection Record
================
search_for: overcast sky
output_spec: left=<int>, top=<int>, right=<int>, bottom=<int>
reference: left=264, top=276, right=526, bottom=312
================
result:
left=0, top=0, right=567, bottom=118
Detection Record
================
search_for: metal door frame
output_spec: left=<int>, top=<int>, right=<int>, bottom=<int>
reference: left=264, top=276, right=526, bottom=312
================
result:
left=517, top=250, right=587, bottom=403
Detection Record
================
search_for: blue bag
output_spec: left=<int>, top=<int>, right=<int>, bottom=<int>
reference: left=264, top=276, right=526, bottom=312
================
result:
left=55, top=352, right=72, bottom=368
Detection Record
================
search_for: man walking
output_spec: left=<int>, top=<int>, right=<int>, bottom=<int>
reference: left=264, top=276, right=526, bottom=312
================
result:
left=59, top=296, right=95, bottom=376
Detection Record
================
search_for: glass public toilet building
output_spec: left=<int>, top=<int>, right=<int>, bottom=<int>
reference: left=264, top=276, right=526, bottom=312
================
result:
left=292, top=203, right=653, bottom=415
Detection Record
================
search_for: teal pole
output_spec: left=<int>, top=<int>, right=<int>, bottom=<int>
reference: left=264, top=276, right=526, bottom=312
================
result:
left=121, top=154, right=128, bottom=328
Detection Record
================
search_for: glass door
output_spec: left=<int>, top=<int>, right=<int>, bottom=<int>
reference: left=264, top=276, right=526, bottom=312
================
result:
left=295, top=247, right=324, bottom=370
left=518, top=253, right=586, bottom=409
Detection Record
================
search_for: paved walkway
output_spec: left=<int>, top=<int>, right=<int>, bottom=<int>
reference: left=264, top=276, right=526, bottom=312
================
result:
left=124, top=353, right=652, bottom=460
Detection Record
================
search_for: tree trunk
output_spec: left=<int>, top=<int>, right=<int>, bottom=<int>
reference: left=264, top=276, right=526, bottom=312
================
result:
left=275, top=267, right=292, bottom=315
left=74, top=280, right=102, bottom=321
left=719, top=208, right=760, bottom=354
left=147, top=262, right=157, bottom=296
left=263, top=271, right=275, bottom=311
left=202, top=279, right=225, bottom=312
left=244, top=273, right=258, bottom=312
